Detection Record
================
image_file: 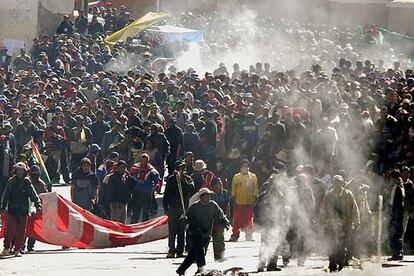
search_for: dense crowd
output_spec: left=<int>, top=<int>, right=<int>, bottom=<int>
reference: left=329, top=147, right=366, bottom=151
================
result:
left=0, top=3, right=413, bottom=275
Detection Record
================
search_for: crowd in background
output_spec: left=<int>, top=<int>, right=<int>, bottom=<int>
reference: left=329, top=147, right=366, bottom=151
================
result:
left=0, top=2, right=413, bottom=274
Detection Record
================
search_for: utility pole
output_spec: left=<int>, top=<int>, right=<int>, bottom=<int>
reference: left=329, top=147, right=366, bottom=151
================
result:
left=83, top=0, right=89, bottom=15
left=156, top=0, right=160, bottom=12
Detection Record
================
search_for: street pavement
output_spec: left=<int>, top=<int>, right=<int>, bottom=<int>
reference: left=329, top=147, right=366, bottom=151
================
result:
left=0, top=186, right=413, bottom=276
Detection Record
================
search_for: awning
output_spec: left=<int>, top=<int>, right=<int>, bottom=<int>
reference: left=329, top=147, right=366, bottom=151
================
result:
left=147, top=25, right=204, bottom=43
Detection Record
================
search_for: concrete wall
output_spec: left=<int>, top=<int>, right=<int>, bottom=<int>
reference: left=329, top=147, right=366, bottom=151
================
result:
left=329, top=1, right=388, bottom=27
left=0, top=0, right=74, bottom=52
left=0, top=0, right=38, bottom=51
left=387, top=1, right=414, bottom=35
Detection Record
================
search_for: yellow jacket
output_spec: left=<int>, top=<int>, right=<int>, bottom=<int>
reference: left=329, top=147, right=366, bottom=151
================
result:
left=231, top=172, right=258, bottom=205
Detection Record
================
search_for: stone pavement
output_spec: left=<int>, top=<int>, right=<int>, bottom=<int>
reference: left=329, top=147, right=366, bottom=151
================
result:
left=0, top=186, right=413, bottom=276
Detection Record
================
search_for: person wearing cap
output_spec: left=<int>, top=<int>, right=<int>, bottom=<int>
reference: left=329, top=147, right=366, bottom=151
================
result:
left=163, top=160, right=194, bottom=258
left=165, top=118, right=184, bottom=176
left=101, top=120, right=124, bottom=160
left=13, top=48, right=32, bottom=72
left=24, top=165, right=49, bottom=252
left=15, top=112, right=38, bottom=155
left=68, top=115, right=93, bottom=172
left=107, top=160, right=134, bottom=224
left=70, top=158, right=98, bottom=212
left=321, top=175, right=360, bottom=272
left=85, top=144, right=102, bottom=174
left=191, top=159, right=215, bottom=192
left=129, top=153, right=160, bottom=223
left=183, top=123, right=201, bottom=157
left=386, top=169, right=406, bottom=261
left=240, top=112, right=259, bottom=159
left=0, top=162, right=41, bottom=257
left=57, top=15, right=74, bottom=34
left=0, top=116, right=15, bottom=196
left=176, top=187, right=230, bottom=276
left=230, top=159, right=258, bottom=242
left=211, top=178, right=230, bottom=261
left=174, top=101, right=189, bottom=131
left=90, top=110, right=111, bottom=145
left=44, top=116, right=67, bottom=182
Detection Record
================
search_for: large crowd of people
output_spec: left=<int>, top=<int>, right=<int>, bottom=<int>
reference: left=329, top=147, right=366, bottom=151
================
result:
left=0, top=2, right=414, bottom=275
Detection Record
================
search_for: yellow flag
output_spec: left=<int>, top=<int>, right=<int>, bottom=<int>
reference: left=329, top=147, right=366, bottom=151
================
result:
left=105, top=12, right=169, bottom=47
left=80, top=128, right=86, bottom=143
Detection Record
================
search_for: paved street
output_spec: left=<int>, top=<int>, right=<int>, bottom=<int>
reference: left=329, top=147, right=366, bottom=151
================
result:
left=0, top=186, right=413, bottom=276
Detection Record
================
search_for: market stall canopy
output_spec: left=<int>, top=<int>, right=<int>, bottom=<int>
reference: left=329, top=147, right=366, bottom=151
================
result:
left=146, top=25, right=204, bottom=43
left=105, top=12, right=169, bottom=47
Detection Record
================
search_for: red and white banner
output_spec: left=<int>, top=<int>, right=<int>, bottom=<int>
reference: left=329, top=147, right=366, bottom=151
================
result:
left=1, top=193, right=168, bottom=249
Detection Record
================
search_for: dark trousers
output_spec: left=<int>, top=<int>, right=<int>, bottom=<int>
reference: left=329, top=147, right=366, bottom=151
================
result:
left=327, top=230, right=346, bottom=272
left=212, top=225, right=225, bottom=260
left=26, top=237, right=36, bottom=250
left=168, top=207, right=185, bottom=255
left=406, top=217, right=414, bottom=249
left=167, top=155, right=177, bottom=176
left=389, top=208, right=404, bottom=258
left=70, top=152, right=85, bottom=172
left=131, top=192, right=152, bottom=223
left=177, top=235, right=209, bottom=274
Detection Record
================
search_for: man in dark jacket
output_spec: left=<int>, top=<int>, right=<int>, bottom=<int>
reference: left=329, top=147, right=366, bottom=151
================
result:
left=75, top=10, right=88, bottom=35
left=163, top=160, right=194, bottom=258
left=0, top=162, right=41, bottom=257
left=176, top=187, right=230, bottom=276
left=57, top=15, right=74, bottom=35
left=165, top=119, right=184, bottom=176
left=107, top=160, right=133, bottom=223
left=388, top=169, right=405, bottom=261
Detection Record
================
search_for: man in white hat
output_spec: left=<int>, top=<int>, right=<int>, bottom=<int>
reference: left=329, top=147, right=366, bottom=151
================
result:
left=321, top=174, right=360, bottom=272
left=191, top=159, right=215, bottom=192
left=176, top=187, right=230, bottom=276
left=1, top=162, right=42, bottom=257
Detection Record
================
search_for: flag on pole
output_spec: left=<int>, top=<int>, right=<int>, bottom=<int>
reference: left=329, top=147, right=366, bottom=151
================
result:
left=31, top=139, right=52, bottom=189
left=1, top=193, right=168, bottom=248
left=105, top=12, right=169, bottom=47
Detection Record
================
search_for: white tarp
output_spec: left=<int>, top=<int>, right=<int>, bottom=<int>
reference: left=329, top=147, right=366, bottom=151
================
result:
left=147, top=25, right=203, bottom=43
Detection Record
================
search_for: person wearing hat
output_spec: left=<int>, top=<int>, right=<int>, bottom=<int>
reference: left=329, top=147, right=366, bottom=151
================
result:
left=101, top=120, right=124, bottom=160
left=129, top=153, right=160, bottom=223
left=68, top=115, right=93, bottom=172
left=90, top=110, right=111, bottom=146
left=15, top=111, right=38, bottom=155
left=57, top=15, right=74, bottom=34
left=24, top=165, right=49, bottom=252
left=0, top=162, right=42, bottom=257
left=321, top=175, right=360, bottom=272
left=183, top=123, right=201, bottom=157
left=70, top=158, right=98, bottom=212
left=240, top=112, right=259, bottom=159
left=163, top=160, right=194, bottom=258
left=0, top=114, right=15, bottom=196
left=386, top=169, right=406, bottom=261
left=211, top=178, right=230, bottom=261
left=165, top=118, right=184, bottom=176
left=85, top=144, right=102, bottom=174
left=13, top=48, right=32, bottom=72
left=191, top=159, right=215, bottom=192
left=176, top=187, right=230, bottom=276
left=230, top=159, right=258, bottom=242
left=106, top=160, right=134, bottom=224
